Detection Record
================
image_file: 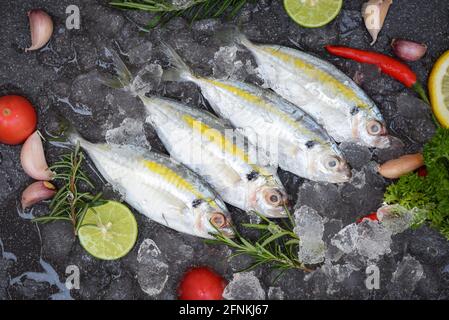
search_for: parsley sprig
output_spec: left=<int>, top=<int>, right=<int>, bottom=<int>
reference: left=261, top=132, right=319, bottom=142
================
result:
left=384, top=127, right=449, bottom=239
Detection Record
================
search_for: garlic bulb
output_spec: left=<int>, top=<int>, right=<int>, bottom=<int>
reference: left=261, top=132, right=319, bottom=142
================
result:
left=25, top=9, right=54, bottom=52
left=362, top=0, right=393, bottom=45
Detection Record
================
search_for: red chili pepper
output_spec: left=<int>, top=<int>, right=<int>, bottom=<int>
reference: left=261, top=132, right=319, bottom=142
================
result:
left=417, top=166, right=428, bottom=177
left=325, top=45, right=430, bottom=104
left=356, top=212, right=379, bottom=224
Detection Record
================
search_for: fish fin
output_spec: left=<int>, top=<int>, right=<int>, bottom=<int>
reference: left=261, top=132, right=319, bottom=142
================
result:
left=160, top=42, right=195, bottom=82
left=101, top=48, right=133, bottom=88
left=99, top=48, right=151, bottom=97
left=214, top=26, right=252, bottom=48
left=45, top=115, right=84, bottom=148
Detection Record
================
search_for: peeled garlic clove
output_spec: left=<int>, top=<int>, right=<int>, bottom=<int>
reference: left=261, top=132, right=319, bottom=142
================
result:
left=362, top=0, right=393, bottom=46
left=21, top=131, right=54, bottom=180
left=25, top=9, right=53, bottom=52
left=21, top=181, right=57, bottom=210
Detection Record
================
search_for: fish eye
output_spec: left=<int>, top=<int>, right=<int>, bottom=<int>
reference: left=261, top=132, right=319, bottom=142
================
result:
left=325, top=157, right=340, bottom=169
left=210, top=213, right=227, bottom=228
left=367, top=120, right=383, bottom=135
left=263, top=189, right=283, bottom=207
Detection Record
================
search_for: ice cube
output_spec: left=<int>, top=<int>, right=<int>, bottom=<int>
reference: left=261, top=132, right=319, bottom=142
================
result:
left=356, top=220, right=392, bottom=261
left=223, top=272, right=266, bottom=300
left=137, top=239, right=162, bottom=263
left=129, top=63, right=163, bottom=97
left=331, top=223, right=359, bottom=255
left=212, top=46, right=239, bottom=79
left=331, top=220, right=392, bottom=262
left=387, top=255, right=425, bottom=299
left=105, top=117, right=150, bottom=149
left=136, top=239, right=169, bottom=297
left=377, top=205, right=415, bottom=235
left=294, top=206, right=326, bottom=265
left=267, top=286, right=285, bottom=300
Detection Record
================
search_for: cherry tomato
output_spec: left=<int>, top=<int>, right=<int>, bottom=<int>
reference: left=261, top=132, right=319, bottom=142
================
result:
left=178, top=267, right=227, bottom=300
left=0, top=95, right=37, bottom=145
left=356, top=212, right=379, bottom=224
left=417, top=166, right=428, bottom=177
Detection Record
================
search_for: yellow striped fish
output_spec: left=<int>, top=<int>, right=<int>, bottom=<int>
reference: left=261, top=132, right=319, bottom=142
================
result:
left=226, top=30, right=391, bottom=149
left=58, top=121, right=233, bottom=239
left=103, top=51, right=288, bottom=218
left=161, top=44, right=351, bottom=184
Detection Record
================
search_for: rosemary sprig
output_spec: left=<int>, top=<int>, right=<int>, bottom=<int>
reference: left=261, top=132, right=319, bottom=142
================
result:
left=206, top=210, right=312, bottom=279
left=110, top=0, right=256, bottom=30
left=33, top=143, right=106, bottom=235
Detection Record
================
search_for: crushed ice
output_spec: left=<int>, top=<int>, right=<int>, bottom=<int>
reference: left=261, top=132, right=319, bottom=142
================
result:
left=223, top=271, right=266, bottom=300
left=294, top=206, right=326, bottom=265
left=136, top=239, right=169, bottom=297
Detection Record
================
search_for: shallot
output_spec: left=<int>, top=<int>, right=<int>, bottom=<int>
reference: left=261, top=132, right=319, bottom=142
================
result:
left=391, top=39, right=428, bottom=62
left=378, top=153, right=424, bottom=179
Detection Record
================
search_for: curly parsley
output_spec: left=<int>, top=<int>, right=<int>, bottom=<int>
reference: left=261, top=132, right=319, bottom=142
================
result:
left=384, top=127, right=449, bottom=239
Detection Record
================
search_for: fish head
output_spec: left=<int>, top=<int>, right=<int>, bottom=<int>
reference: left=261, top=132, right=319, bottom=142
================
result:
left=353, top=113, right=390, bottom=149
left=250, top=175, right=289, bottom=218
left=300, top=143, right=352, bottom=183
left=194, top=198, right=234, bottom=238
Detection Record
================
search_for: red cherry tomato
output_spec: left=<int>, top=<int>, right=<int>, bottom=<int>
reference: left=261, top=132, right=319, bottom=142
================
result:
left=417, top=166, right=428, bottom=177
left=178, top=267, right=227, bottom=300
left=357, top=212, right=379, bottom=224
left=0, top=95, right=37, bottom=145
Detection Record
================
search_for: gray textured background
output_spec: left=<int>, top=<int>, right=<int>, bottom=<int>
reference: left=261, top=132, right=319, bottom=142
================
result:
left=1, top=0, right=449, bottom=300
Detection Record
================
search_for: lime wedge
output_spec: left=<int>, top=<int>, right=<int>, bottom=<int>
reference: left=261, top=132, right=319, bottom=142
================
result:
left=284, top=0, right=343, bottom=28
left=78, top=201, right=138, bottom=260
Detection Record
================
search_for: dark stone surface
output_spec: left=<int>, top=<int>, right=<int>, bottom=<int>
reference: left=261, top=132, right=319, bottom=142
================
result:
left=1, top=0, right=449, bottom=300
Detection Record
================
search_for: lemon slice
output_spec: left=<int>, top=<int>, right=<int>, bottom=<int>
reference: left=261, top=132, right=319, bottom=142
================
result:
left=78, top=201, right=138, bottom=260
left=284, top=0, right=343, bottom=28
left=429, top=50, right=449, bottom=128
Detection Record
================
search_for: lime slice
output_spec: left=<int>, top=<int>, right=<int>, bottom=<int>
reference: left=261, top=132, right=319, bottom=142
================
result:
left=78, top=201, right=138, bottom=260
left=284, top=0, right=343, bottom=28
left=429, top=50, right=449, bottom=128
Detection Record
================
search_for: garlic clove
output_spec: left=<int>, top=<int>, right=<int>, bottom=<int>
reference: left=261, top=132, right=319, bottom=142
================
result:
left=21, top=181, right=57, bottom=210
left=391, top=39, right=428, bottom=62
left=362, top=0, right=393, bottom=46
left=20, top=131, right=54, bottom=180
left=25, top=9, right=53, bottom=52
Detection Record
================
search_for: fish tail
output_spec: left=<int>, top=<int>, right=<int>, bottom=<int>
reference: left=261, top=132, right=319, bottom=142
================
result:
left=160, top=42, right=196, bottom=83
left=215, top=26, right=252, bottom=48
left=99, top=48, right=147, bottom=97
left=45, top=115, right=85, bottom=148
